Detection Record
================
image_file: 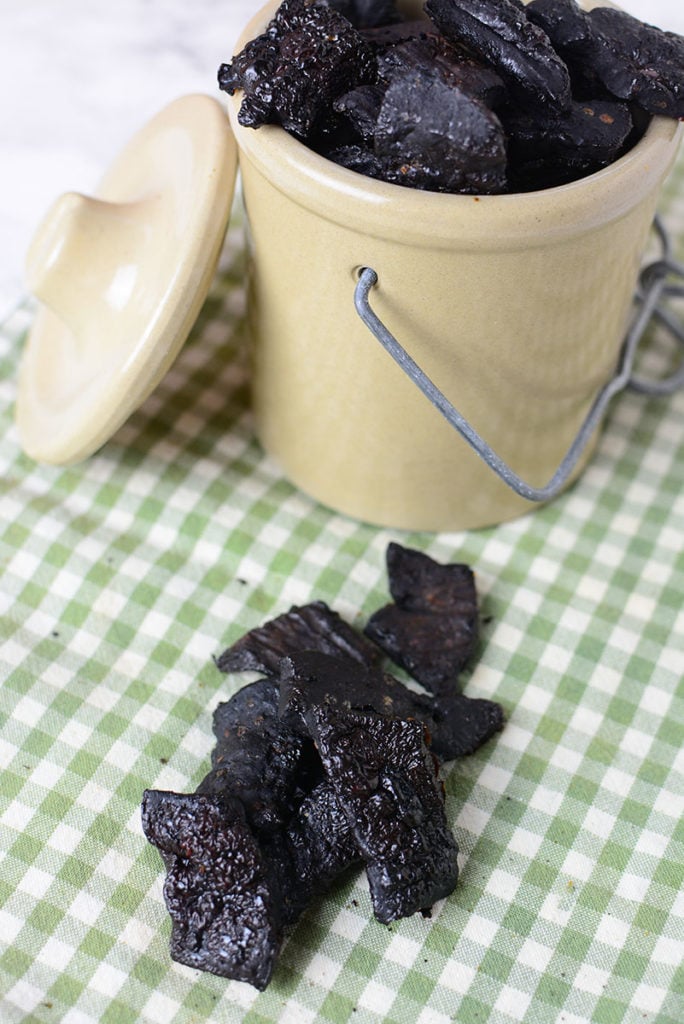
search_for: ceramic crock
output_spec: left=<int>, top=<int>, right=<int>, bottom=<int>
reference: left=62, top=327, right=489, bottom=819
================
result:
left=226, top=0, right=682, bottom=531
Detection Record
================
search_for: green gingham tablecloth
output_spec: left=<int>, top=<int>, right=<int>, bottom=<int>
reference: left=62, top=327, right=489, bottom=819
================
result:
left=2, top=155, right=684, bottom=1024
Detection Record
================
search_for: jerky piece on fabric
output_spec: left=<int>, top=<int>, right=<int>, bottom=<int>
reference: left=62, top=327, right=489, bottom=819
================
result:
left=276, top=649, right=431, bottom=733
left=269, top=779, right=362, bottom=925
left=377, top=31, right=507, bottom=109
left=306, top=706, right=459, bottom=923
left=327, top=0, right=402, bottom=29
left=278, top=648, right=504, bottom=762
left=364, top=543, right=479, bottom=690
left=425, top=0, right=572, bottom=111
left=429, top=692, right=505, bottom=760
left=372, top=69, right=507, bottom=194
left=503, top=96, right=633, bottom=190
left=141, top=790, right=282, bottom=990
left=218, top=0, right=376, bottom=138
left=385, top=542, right=478, bottom=614
left=215, top=600, right=380, bottom=676
left=365, top=602, right=479, bottom=689
left=197, top=679, right=309, bottom=834
left=528, top=0, right=684, bottom=119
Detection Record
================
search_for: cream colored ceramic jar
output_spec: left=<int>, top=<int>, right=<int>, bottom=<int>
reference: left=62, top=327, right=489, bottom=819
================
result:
left=227, top=0, right=682, bottom=531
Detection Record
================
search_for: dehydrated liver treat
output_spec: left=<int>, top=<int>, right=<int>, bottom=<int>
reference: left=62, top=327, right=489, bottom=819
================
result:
left=334, top=83, right=386, bottom=142
left=385, top=541, right=478, bottom=614
left=424, top=0, right=572, bottom=111
left=277, top=647, right=504, bottom=762
left=364, top=543, right=479, bottom=690
left=197, top=678, right=308, bottom=834
left=430, top=691, right=505, bottom=759
left=372, top=68, right=508, bottom=194
left=305, top=705, right=460, bottom=923
left=214, top=599, right=379, bottom=676
left=327, top=0, right=401, bottom=29
left=503, top=96, right=634, bottom=191
left=218, top=0, right=376, bottom=137
left=272, top=779, right=361, bottom=924
left=140, top=790, right=283, bottom=989
left=377, top=32, right=507, bottom=109
left=527, top=0, right=684, bottom=118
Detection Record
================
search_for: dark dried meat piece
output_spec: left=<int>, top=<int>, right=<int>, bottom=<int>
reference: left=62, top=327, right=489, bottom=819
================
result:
left=270, top=779, right=362, bottom=924
left=385, top=542, right=478, bottom=614
left=378, top=32, right=507, bottom=109
left=430, top=692, right=505, bottom=759
left=334, top=83, right=386, bottom=141
left=276, top=649, right=421, bottom=731
left=141, top=790, right=282, bottom=989
left=215, top=599, right=379, bottom=676
left=365, top=603, right=479, bottom=689
left=197, top=679, right=309, bottom=834
left=527, top=0, right=684, bottom=118
left=306, top=705, right=459, bottom=923
left=218, top=0, right=376, bottom=138
left=323, top=141, right=388, bottom=178
left=373, top=69, right=508, bottom=194
left=584, top=8, right=684, bottom=119
left=327, top=0, right=401, bottom=29
left=364, top=543, right=479, bottom=689
left=277, top=648, right=503, bottom=762
left=525, top=0, right=590, bottom=51
left=362, top=18, right=435, bottom=50
left=425, top=0, right=572, bottom=111
left=503, top=96, right=634, bottom=190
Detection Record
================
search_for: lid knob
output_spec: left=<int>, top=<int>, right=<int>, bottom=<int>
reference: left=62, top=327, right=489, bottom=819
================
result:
left=26, top=191, right=164, bottom=342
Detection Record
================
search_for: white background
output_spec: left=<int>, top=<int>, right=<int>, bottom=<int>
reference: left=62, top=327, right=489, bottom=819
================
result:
left=1, top=0, right=683, bottom=318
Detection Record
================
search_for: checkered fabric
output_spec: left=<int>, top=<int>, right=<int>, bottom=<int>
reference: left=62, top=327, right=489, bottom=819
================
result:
left=1, top=148, right=683, bottom=1024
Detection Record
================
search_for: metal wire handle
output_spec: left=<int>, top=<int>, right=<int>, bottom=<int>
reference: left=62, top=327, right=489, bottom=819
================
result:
left=353, top=217, right=684, bottom=504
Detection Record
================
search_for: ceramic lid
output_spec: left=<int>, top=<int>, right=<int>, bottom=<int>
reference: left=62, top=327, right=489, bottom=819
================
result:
left=16, top=94, right=238, bottom=464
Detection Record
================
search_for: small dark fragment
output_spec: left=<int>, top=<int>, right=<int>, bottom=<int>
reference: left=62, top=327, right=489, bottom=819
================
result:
left=278, top=650, right=390, bottom=732
left=525, top=0, right=590, bottom=51
left=362, top=18, right=436, bottom=50
left=197, top=679, right=309, bottom=834
left=527, top=0, right=684, bottom=119
left=377, top=32, right=507, bottom=110
left=430, top=692, right=505, bottom=759
left=326, top=0, right=401, bottom=30
left=425, top=0, right=572, bottom=111
left=385, top=542, right=478, bottom=614
left=365, top=603, right=478, bottom=690
left=218, top=0, right=376, bottom=138
left=372, top=69, right=508, bottom=194
left=324, top=142, right=389, bottom=178
left=503, top=96, right=634, bottom=191
left=334, top=83, right=386, bottom=142
left=306, top=706, right=459, bottom=923
left=277, top=648, right=504, bottom=762
left=270, top=780, right=362, bottom=924
left=215, top=599, right=380, bottom=676
left=364, top=543, right=479, bottom=690
left=141, top=790, right=282, bottom=989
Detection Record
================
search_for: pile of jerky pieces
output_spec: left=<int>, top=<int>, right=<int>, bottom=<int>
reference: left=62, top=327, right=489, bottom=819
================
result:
left=218, top=0, right=684, bottom=193
left=141, top=543, right=504, bottom=989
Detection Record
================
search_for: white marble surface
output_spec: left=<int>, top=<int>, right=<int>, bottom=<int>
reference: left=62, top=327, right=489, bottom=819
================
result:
left=2, top=0, right=684, bottom=320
